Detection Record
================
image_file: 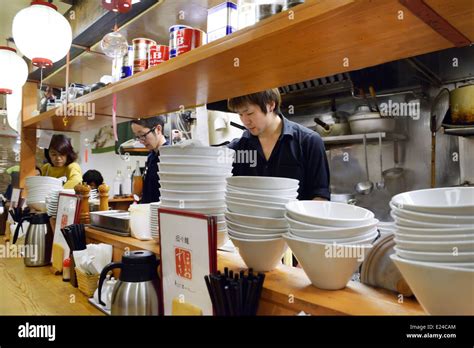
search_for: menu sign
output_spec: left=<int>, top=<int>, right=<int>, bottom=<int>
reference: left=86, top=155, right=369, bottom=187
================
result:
left=158, top=208, right=217, bottom=316
left=53, top=193, right=80, bottom=261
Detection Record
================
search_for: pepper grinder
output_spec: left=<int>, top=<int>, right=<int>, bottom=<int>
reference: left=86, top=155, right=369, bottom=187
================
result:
left=75, top=182, right=91, bottom=224
left=98, top=183, right=110, bottom=211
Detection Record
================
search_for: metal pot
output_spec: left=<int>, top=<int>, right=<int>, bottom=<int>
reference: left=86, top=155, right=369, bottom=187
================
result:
left=348, top=105, right=396, bottom=134
left=450, top=84, right=474, bottom=125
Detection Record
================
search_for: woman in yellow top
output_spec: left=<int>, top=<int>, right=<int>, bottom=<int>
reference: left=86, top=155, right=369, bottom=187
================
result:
left=41, top=134, right=83, bottom=189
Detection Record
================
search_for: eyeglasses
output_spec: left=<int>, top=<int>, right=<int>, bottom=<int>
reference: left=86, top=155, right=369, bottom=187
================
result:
left=134, top=127, right=156, bottom=141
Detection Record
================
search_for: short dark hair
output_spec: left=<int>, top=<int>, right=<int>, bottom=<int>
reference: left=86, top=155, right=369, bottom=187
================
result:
left=131, top=116, right=165, bottom=131
left=83, top=170, right=104, bottom=187
left=228, top=88, right=282, bottom=114
left=45, top=134, right=78, bottom=166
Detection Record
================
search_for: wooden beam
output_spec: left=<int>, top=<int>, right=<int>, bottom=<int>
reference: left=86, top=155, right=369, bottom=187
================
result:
left=399, top=0, right=472, bottom=47
left=19, top=82, right=38, bottom=192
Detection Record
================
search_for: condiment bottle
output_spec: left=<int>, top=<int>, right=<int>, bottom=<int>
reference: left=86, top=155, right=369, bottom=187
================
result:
left=63, top=258, right=71, bottom=281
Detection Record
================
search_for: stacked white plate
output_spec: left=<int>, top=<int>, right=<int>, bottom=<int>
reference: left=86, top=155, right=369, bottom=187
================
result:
left=45, top=188, right=75, bottom=217
left=225, top=176, right=299, bottom=272
left=150, top=202, right=161, bottom=241
left=389, top=187, right=474, bottom=315
left=158, top=145, right=235, bottom=247
left=283, top=201, right=377, bottom=290
left=26, top=176, right=63, bottom=212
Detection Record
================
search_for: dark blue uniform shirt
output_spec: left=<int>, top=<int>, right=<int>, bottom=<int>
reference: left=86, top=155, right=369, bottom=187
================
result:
left=228, top=115, right=330, bottom=200
left=141, top=140, right=169, bottom=203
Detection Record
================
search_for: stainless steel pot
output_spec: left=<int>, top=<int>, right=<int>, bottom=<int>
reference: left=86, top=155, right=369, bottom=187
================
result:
left=313, top=112, right=350, bottom=137
left=348, top=105, right=396, bottom=134
left=450, top=84, right=474, bottom=125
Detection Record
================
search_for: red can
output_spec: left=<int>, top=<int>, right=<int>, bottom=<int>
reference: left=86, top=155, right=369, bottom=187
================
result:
left=169, top=26, right=206, bottom=58
left=132, top=38, right=156, bottom=74
left=148, top=45, right=170, bottom=67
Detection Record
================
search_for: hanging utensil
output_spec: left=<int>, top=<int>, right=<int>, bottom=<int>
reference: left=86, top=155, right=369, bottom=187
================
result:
left=382, top=139, right=404, bottom=179
left=355, top=135, right=374, bottom=195
left=430, top=88, right=450, bottom=188
left=369, top=85, right=380, bottom=114
left=376, top=133, right=385, bottom=189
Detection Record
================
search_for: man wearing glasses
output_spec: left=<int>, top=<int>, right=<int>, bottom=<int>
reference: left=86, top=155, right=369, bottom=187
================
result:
left=131, top=116, right=168, bottom=203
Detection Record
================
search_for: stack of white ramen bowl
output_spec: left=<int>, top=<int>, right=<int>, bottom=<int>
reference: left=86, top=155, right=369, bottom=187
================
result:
left=225, top=176, right=299, bottom=272
left=26, top=176, right=63, bottom=212
left=157, top=145, right=235, bottom=247
left=389, top=187, right=474, bottom=315
left=283, top=201, right=377, bottom=290
left=45, top=188, right=75, bottom=216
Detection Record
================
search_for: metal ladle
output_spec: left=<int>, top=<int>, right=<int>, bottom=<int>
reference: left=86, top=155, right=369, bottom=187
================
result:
left=376, top=133, right=385, bottom=189
left=355, top=135, right=374, bottom=195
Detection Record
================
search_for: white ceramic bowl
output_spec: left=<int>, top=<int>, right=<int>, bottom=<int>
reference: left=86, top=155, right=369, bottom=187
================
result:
left=396, top=224, right=473, bottom=235
left=160, top=180, right=227, bottom=191
left=394, top=238, right=474, bottom=253
left=290, top=224, right=378, bottom=240
left=159, top=163, right=232, bottom=175
left=395, top=232, right=473, bottom=242
left=160, top=154, right=234, bottom=165
left=160, top=198, right=225, bottom=209
left=283, top=233, right=373, bottom=290
left=159, top=204, right=226, bottom=216
left=393, top=215, right=471, bottom=229
left=286, top=214, right=378, bottom=233
left=225, top=191, right=296, bottom=204
left=225, top=210, right=288, bottom=229
left=390, top=203, right=474, bottom=224
left=391, top=187, right=474, bottom=215
left=225, top=195, right=288, bottom=209
left=394, top=246, right=474, bottom=262
left=159, top=172, right=231, bottom=182
left=289, top=229, right=379, bottom=245
left=391, top=254, right=474, bottom=314
left=228, top=228, right=283, bottom=240
left=227, top=199, right=286, bottom=218
left=226, top=185, right=298, bottom=197
left=226, top=220, right=288, bottom=235
left=227, top=176, right=299, bottom=190
left=286, top=201, right=374, bottom=227
left=25, top=176, right=62, bottom=185
left=230, top=236, right=288, bottom=272
left=160, top=189, right=225, bottom=200
left=159, top=145, right=235, bottom=158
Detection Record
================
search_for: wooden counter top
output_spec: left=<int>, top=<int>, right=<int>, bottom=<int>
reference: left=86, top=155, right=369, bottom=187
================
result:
left=85, top=227, right=425, bottom=316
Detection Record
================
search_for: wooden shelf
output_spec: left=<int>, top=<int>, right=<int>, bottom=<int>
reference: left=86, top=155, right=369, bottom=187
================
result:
left=23, top=0, right=473, bottom=132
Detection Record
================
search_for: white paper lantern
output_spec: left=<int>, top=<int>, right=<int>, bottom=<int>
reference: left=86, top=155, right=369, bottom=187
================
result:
left=7, top=88, right=22, bottom=134
left=0, top=47, right=28, bottom=95
left=12, top=1, right=72, bottom=68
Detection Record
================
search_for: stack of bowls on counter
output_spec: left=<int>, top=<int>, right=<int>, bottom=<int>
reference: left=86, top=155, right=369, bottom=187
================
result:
left=25, top=176, right=63, bottom=212
left=150, top=202, right=161, bottom=241
left=158, top=145, right=235, bottom=247
left=225, top=176, right=299, bottom=272
left=283, top=201, right=378, bottom=290
left=389, top=187, right=474, bottom=315
left=45, top=189, right=75, bottom=217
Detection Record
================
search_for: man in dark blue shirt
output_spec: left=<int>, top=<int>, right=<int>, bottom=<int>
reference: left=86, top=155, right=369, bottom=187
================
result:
left=131, top=116, right=169, bottom=203
left=227, top=89, right=330, bottom=200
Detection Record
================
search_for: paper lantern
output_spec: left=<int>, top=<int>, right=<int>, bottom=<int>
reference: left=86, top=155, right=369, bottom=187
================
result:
left=0, top=47, right=28, bottom=95
left=6, top=88, right=22, bottom=134
left=12, top=1, right=72, bottom=68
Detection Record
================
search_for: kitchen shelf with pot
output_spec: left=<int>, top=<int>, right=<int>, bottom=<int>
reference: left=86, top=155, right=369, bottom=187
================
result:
left=20, top=0, right=473, bottom=132
left=322, top=132, right=407, bottom=145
